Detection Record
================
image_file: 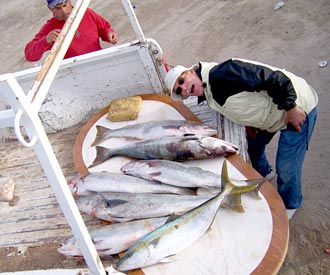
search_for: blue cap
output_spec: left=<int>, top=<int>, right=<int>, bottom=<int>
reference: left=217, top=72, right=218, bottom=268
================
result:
left=47, top=0, right=67, bottom=9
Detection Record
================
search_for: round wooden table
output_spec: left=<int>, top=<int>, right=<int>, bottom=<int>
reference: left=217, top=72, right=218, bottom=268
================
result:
left=73, top=94, right=289, bottom=275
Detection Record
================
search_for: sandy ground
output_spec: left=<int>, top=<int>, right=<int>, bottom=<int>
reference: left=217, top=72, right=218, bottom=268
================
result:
left=0, top=0, right=329, bottom=274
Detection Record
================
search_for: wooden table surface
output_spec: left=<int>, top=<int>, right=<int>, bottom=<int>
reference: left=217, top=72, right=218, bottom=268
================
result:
left=73, top=94, right=289, bottom=275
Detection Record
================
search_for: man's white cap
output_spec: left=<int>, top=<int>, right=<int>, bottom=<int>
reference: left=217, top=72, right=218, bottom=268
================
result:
left=164, top=65, right=190, bottom=101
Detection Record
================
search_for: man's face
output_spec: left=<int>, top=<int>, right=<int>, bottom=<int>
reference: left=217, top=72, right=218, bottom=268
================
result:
left=50, top=0, right=73, bottom=21
left=172, top=70, right=204, bottom=98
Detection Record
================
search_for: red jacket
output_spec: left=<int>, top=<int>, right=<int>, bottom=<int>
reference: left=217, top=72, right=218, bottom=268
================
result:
left=25, top=8, right=115, bottom=62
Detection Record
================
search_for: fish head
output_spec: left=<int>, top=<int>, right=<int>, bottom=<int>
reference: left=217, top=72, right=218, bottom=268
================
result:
left=75, top=193, right=106, bottom=216
left=67, top=174, right=90, bottom=196
left=121, top=160, right=160, bottom=180
left=200, top=137, right=238, bottom=156
left=120, top=160, right=146, bottom=173
left=116, top=241, right=157, bottom=271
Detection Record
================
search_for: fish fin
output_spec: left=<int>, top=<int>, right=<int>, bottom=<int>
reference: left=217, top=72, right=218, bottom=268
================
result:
left=101, top=255, right=116, bottom=261
left=98, top=251, right=117, bottom=261
left=221, top=160, right=260, bottom=200
left=149, top=171, right=162, bottom=179
left=89, top=146, right=111, bottom=168
left=146, top=160, right=159, bottom=167
left=246, top=189, right=262, bottom=200
left=165, top=214, right=180, bottom=223
left=160, top=254, right=177, bottom=263
left=91, top=125, right=110, bottom=147
left=221, top=159, right=231, bottom=190
left=222, top=194, right=245, bottom=213
left=150, top=237, right=161, bottom=247
left=183, top=136, right=199, bottom=141
left=103, top=198, right=129, bottom=208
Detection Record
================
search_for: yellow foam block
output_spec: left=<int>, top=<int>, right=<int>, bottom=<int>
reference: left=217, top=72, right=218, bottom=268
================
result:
left=107, top=96, right=142, bottom=122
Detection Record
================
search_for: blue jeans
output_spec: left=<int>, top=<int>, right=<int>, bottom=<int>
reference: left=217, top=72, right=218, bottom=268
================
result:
left=247, top=107, right=317, bottom=209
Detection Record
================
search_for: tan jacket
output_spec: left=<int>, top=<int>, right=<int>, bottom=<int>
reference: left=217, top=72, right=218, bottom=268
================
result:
left=200, top=59, right=318, bottom=132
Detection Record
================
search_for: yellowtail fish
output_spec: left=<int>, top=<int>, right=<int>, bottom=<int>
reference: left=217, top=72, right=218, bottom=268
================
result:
left=58, top=216, right=169, bottom=258
left=115, top=160, right=260, bottom=271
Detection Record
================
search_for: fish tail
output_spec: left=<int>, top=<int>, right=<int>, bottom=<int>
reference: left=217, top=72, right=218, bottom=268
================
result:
left=230, top=178, right=266, bottom=200
left=244, top=178, right=265, bottom=200
left=89, top=146, right=113, bottom=168
left=91, top=125, right=111, bottom=147
left=220, top=159, right=233, bottom=191
left=221, top=159, right=263, bottom=212
left=222, top=194, right=245, bottom=213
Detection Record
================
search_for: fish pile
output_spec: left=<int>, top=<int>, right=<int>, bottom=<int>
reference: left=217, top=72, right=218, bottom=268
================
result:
left=88, top=119, right=238, bottom=168
left=58, top=120, right=265, bottom=271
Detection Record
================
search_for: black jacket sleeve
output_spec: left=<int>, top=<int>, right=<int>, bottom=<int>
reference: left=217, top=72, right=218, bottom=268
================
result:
left=208, top=59, right=297, bottom=111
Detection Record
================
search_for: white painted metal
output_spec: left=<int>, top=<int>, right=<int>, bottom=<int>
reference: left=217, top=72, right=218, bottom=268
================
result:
left=121, top=0, right=145, bottom=42
left=1, top=78, right=106, bottom=275
left=0, top=41, right=165, bottom=134
left=0, top=109, right=15, bottom=129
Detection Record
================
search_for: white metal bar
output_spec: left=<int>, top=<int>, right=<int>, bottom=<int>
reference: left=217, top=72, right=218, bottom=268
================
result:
left=28, top=0, right=91, bottom=110
left=122, top=0, right=146, bottom=42
left=4, top=75, right=106, bottom=275
left=138, top=45, right=163, bottom=92
left=0, top=109, right=15, bottom=129
left=26, top=117, right=106, bottom=275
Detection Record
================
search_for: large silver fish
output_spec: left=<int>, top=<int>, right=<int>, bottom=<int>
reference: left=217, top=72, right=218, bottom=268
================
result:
left=121, top=159, right=265, bottom=202
left=75, top=192, right=212, bottom=223
left=91, top=120, right=217, bottom=146
left=115, top=160, right=259, bottom=271
left=90, top=136, right=238, bottom=168
left=68, top=172, right=194, bottom=196
left=121, top=159, right=222, bottom=188
left=58, top=216, right=169, bottom=258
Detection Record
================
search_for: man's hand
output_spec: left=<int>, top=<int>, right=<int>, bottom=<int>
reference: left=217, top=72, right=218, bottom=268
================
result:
left=46, top=29, right=61, bottom=44
left=108, top=31, right=118, bottom=44
left=284, top=106, right=306, bottom=132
